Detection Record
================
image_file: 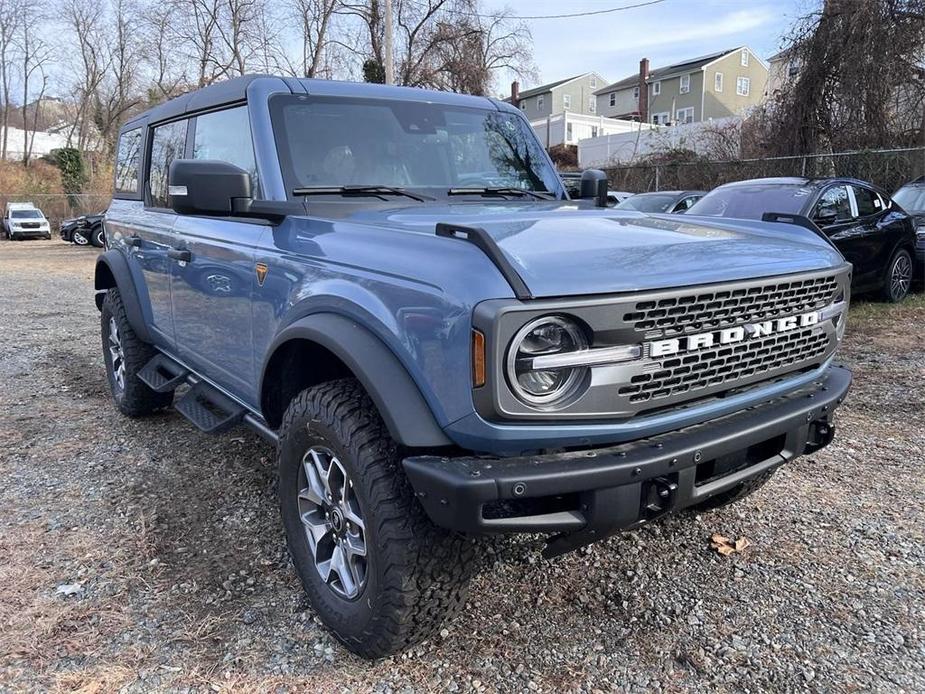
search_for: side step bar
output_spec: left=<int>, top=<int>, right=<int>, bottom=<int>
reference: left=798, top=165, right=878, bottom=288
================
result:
left=138, top=352, right=278, bottom=444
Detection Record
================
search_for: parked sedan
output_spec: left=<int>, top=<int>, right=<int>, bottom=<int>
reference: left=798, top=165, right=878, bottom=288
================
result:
left=891, top=177, right=925, bottom=278
left=614, top=190, right=706, bottom=214
left=686, top=177, right=917, bottom=302
left=60, top=212, right=105, bottom=247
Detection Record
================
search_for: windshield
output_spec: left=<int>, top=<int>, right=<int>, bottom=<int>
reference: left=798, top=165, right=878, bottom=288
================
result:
left=270, top=95, right=560, bottom=198
left=10, top=209, right=43, bottom=219
left=614, top=194, right=680, bottom=213
left=893, top=186, right=925, bottom=213
left=687, top=184, right=813, bottom=219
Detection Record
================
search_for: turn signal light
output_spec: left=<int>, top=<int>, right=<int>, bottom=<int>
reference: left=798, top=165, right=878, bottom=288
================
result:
left=472, top=330, right=486, bottom=387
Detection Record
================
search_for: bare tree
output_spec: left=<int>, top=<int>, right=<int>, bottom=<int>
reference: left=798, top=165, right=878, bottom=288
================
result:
left=16, top=0, right=52, bottom=164
left=62, top=0, right=107, bottom=151
left=143, top=2, right=189, bottom=100
left=292, top=0, right=342, bottom=77
left=0, top=0, right=20, bottom=159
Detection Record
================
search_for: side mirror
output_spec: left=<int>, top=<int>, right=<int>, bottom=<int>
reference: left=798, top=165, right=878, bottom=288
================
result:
left=168, top=159, right=252, bottom=216
left=579, top=169, right=609, bottom=208
left=813, top=208, right=838, bottom=226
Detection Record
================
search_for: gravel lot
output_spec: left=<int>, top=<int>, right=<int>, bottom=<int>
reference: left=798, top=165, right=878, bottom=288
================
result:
left=1, top=240, right=923, bottom=693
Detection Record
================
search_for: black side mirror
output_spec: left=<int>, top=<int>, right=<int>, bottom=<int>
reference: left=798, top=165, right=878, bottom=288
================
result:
left=813, top=208, right=838, bottom=226
left=169, top=159, right=252, bottom=216
left=579, top=169, right=609, bottom=208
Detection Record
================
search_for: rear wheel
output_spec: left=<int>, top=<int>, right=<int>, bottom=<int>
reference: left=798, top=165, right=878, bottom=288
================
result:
left=101, top=288, right=173, bottom=416
left=278, top=379, right=474, bottom=659
left=881, top=248, right=912, bottom=303
left=91, top=224, right=105, bottom=248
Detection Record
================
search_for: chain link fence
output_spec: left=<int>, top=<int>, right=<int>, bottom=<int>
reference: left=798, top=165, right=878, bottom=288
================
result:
left=0, top=193, right=112, bottom=227
left=603, top=147, right=925, bottom=194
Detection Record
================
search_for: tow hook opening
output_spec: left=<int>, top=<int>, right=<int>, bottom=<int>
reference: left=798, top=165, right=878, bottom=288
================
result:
left=642, top=475, right=678, bottom=519
left=805, top=418, right=835, bottom=453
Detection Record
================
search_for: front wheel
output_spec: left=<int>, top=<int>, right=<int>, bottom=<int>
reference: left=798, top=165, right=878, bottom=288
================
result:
left=72, top=229, right=90, bottom=245
left=101, top=288, right=173, bottom=416
left=91, top=224, right=105, bottom=248
left=881, top=248, right=912, bottom=303
left=278, top=379, right=474, bottom=659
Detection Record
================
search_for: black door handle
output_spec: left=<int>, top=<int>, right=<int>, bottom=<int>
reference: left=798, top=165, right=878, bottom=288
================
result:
left=126, top=235, right=142, bottom=247
left=167, top=248, right=191, bottom=262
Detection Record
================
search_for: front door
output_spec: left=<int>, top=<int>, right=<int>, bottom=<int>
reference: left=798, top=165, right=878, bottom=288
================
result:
left=169, top=105, right=260, bottom=403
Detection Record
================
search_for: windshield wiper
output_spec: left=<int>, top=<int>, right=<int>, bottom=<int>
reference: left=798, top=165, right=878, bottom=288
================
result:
left=291, top=185, right=433, bottom=202
left=447, top=187, right=554, bottom=200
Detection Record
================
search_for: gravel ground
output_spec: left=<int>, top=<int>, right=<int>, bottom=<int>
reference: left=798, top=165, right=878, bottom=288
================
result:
left=1, top=240, right=923, bottom=693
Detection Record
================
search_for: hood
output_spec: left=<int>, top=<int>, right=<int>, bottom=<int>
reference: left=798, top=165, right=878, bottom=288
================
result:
left=341, top=202, right=846, bottom=298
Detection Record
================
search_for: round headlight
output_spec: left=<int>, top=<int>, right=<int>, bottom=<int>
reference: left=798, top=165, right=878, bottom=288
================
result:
left=506, top=316, right=589, bottom=407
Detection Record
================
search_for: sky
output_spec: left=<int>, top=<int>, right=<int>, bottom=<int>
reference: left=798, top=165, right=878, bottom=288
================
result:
left=484, top=0, right=817, bottom=94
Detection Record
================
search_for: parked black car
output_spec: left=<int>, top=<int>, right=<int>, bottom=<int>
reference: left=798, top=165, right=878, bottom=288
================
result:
left=891, top=177, right=925, bottom=278
left=60, top=212, right=105, bottom=247
left=614, top=190, right=706, bottom=214
left=687, top=177, right=917, bottom=302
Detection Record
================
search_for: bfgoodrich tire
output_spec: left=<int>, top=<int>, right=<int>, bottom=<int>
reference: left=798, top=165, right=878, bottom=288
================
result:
left=101, top=288, right=173, bottom=416
left=278, top=378, right=475, bottom=659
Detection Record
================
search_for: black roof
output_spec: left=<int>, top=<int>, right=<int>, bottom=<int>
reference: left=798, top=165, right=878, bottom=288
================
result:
left=594, top=48, right=740, bottom=95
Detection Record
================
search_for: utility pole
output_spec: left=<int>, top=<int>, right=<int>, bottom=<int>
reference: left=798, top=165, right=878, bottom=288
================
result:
left=384, top=0, right=395, bottom=85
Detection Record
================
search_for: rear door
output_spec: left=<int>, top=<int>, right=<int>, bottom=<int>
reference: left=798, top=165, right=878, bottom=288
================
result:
left=105, top=123, right=186, bottom=350
left=847, top=185, right=897, bottom=286
left=169, top=105, right=261, bottom=402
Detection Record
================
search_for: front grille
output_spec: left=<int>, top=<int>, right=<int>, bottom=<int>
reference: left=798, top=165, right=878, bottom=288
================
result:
left=624, top=274, right=839, bottom=339
left=619, top=326, right=829, bottom=405
left=19, top=222, right=40, bottom=229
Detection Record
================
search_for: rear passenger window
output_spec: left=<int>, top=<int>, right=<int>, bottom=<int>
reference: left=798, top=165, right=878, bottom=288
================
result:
left=852, top=186, right=881, bottom=217
left=114, top=128, right=142, bottom=195
left=148, top=119, right=188, bottom=209
left=192, top=106, right=259, bottom=192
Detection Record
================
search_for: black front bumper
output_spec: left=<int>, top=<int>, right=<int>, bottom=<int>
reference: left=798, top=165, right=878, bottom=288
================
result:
left=404, top=366, right=851, bottom=556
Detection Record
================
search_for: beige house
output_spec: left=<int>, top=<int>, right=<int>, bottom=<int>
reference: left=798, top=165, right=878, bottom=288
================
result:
left=594, top=47, right=769, bottom=125
left=505, top=73, right=608, bottom=119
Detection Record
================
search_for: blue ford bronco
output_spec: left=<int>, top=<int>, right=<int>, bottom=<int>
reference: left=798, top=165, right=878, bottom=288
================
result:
left=96, top=75, right=852, bottom=658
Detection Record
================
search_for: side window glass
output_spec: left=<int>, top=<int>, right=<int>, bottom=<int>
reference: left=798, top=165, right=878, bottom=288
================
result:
left=813, top=186, right=852, bottom=224
left=192, top=106, right=259, bottom=193
left=852, top=185, right=879, bottom=216
left=114, top=128, right=142, bottom=194
left=148, top=120, right=188, bottom=209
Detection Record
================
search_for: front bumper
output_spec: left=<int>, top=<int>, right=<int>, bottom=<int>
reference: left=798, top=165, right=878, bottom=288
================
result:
left=11, top=227, right=50, bottom=238
left=404, top=365, right=851, bottom=556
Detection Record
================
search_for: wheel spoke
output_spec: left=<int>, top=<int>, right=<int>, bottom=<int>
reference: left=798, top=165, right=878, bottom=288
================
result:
left=300, top=512, right=332, bottom=554
left=343, top=532, right=366, bottom=558
left=330, top=544, right=358, bottom=598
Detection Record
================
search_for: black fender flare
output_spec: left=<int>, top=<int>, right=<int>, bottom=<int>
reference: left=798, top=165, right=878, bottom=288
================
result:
left=94, top=250, right=153, bottom=343
left=261, top=313, right=451, bottom=448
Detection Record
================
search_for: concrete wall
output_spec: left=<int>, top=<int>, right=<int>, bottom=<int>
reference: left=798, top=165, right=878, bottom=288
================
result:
left=578, top=116, right=740, bottom=167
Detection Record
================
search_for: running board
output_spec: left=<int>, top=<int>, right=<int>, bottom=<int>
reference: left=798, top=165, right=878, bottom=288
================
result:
left=138, top=354, right=190, bottom=393
left=175, top=381, right=246, bottom=434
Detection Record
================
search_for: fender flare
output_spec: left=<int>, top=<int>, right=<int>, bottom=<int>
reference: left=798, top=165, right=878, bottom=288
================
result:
left=94, top=250, right=153, bottom=343
left=260, top=313, right=452, bottom=448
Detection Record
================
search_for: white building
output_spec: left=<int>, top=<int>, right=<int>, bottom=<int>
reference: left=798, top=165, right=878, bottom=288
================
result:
left=0, top=126, right=71, bottom=160
left=531, top=112, right=644, bottom=149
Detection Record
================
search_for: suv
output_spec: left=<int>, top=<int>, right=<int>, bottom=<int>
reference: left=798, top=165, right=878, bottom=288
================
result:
left=3, top=202, right=51, bottom=239
left=96, top=76, right=852, bottom=659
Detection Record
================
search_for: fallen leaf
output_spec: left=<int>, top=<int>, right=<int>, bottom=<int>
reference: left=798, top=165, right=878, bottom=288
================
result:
left=709, top=534, right=751, bottom=557
left=734, top=537, right=751, bottom=552
left=56, top=582, right=83, bottom=596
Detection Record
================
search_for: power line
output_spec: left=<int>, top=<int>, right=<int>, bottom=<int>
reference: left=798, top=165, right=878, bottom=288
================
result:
left=501, top=0, right=667, bottom=21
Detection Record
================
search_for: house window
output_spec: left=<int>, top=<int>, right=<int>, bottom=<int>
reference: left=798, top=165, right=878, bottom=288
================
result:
left=589, top=96, right=595, bottom=113
left=537, top=94, right=544, bottom=109
left=520, top=101, right=526, bottom=110
left=589, top=75, right=597, bottom=88
left=736, top=76, right=750, bottom=96
left=653, top=81, right=661, bottom=95
left=609, top=92, right=616, bottom=107
left=676, top=106, right=694, bottom=124
left=741, top=49, right=749, bottom=67
left=679, top=74, right=690, bottom=94
left=562, top=94, right=571, bottom=110
left=651, top=112, right=669, bottom=125
left=591, top=126, right=598, bottom=138
left=633, top=86, right=639, bottom=100
left=566, top=122, right=573, bottom=141
left=714, top=72, right=723, bottom=92
left=787, top=60, right=800, bottom=77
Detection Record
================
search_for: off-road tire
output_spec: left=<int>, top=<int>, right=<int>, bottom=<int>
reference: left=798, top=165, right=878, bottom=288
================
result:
left=278, top=378, right=475, bottom=659
left=881, top=247, right=913, bottom=303
left=692, top=470, right=775, bottom=512
left=101, top=288, right=173, bottom=416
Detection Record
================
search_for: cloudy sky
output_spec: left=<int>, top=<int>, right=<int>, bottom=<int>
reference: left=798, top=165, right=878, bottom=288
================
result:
left=485, top=0, right=815, bottom=93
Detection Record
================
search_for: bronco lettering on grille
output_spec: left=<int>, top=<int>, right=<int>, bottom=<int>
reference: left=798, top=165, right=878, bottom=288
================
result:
left=648, top=310, right=821, bottom=357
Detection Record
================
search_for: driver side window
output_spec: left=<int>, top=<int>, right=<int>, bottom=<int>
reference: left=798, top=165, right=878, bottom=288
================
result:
left=813, top=185, right=852, bottom=225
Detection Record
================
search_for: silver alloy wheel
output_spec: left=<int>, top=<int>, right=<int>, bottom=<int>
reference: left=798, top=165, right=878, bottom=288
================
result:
left=108, top=316, right=126, bottom=391
left=891, top=253, right=912, bottom=300
left=73, top=230, right=89, bottom=245
left=297, top=445, right=367, bottom=600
